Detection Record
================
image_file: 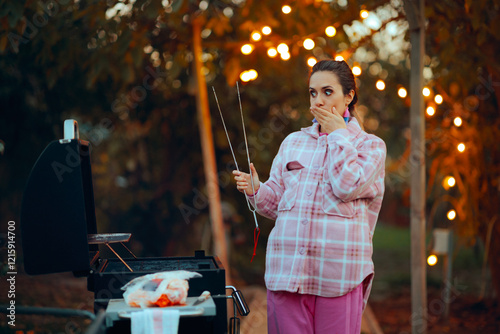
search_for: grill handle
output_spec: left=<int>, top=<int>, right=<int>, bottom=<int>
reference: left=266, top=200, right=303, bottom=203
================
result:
left=64, top=119, right=79, bottom=140
left=226, top=286, right=250, bottom=316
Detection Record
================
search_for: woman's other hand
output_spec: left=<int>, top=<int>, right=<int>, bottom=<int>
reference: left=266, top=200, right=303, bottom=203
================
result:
left=233, top=163, right=260, bottom=196
left=310, top=106, right=347, bottom=134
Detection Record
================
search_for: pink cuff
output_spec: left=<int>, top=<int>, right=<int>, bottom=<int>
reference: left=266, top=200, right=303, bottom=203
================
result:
left=248, top=188, right=259, bottom=197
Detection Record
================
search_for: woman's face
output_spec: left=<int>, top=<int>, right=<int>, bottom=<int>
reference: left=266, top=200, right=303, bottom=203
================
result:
left=309, top=71, right=353, bottom=117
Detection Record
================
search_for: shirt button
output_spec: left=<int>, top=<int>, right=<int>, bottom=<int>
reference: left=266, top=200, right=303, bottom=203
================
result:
left=306, top=190, right=312, bottom=196
left=301, top=219, right=308, bottom=225
left=321, top=142, right=326, bottom=147
left=299, top=247, right=306, bottom=255
left=313, top=165, right=319, bottom=169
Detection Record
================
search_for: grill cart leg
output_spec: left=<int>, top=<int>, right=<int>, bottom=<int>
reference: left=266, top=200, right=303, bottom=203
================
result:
left=229, top=299, right=241, bottom=334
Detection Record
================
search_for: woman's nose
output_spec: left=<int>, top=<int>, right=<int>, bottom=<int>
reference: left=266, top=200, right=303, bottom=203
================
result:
left=315, top=97, right=324, bottom=106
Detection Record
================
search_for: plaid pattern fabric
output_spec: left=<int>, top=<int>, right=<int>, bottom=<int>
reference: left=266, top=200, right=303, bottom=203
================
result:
left=251, top=118, right=386, bottom=307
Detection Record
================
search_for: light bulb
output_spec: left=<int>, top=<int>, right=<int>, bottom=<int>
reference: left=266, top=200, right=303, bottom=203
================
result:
left=241, top=44, right=253, bottom=55
left=303, top=38, right=315, bottom=50
left=427, top=255, right=438, bottom=266
left=376, top=80, right=385, bottom=91
left=398, top=87, right=407, bottom=98
left=325, top=26, right=336, bottom=37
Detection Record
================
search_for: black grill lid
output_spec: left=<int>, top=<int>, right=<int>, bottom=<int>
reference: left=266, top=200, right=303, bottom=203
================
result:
left=21, top=120, right=98, bottom=275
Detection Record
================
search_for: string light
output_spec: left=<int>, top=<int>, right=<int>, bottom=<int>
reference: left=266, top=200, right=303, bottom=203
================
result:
left=426, top=106, right=435, bottom=116
left=457, top=143, right=465, bottom=152
left=251, top=31, right=262, bottom=42
left=360, top=9, right=369, bottom=19
left=267, top=47, right=278, bottom=58
left=262, top=26, right=272, bottom=35
left=352, top=66, right=362, bottom=76
left=446, top=176, right=456, bottom=187
left=398, top=87, right=407, bottom=98
left=335, top=55, right=344, bottom=61
left=307, top=57, right=317, bottom=67
left=447, top=210, right=456, bottom=220
left=442, top=176, right=455, bottom=190
left=423, top=87, right=431, bottom=97
left=282, top=5, right=291, bottom=14
left=303, top=38, right=315, bottom=50
left=376, top=80, right=385, bottom=91
left=427, top=255, right=438, bottom=266
left=241, top=44, right=253, bottom=55
left=454, top=117, right=462, bottom=127
left=277, top=43, right=289, bottom=54
left=240, top=69, right=258, bottom=82
left=325, top=26, right=336, bottom=37
left=280, top=52, right=291, bottom=60
left=435, top=94, right=443, bottom=104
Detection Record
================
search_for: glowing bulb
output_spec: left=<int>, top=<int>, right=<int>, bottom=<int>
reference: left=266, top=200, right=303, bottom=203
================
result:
left=303, top=38, right=315, bottom=50
left=454, top=117, right=462, bottom=127
left=240, top=71, right=250, bottom=82
left=447, top=176, right=456, bottom=187
left=280, top=52, right=291, bottom=60
left=282, top=5, right=291, bottom=14
left=277, top=43, right=289, bottom=54
left=240, top=69, right=258, bottom=82
left=262, top=26, right=272, bottom=35
left=398, top=87, right=407, bottom=98
left=435, top=94, right=443, bottom=104
left=426, top=106, right=435, bottom=116
left=248, top=69, right=258, bottom=80
left=307, top=57, right=317, bottom=67
left=335, top=55, right=344, bottom=61
left=376, top=80, right=385, bottom=91
left=423, top=87, right=431, bottom=97
left=447, top=210, right=456, bottom=220
left=360, top=9, right=369, bottom=19
left=457, top=143, right=465, bottom=152
left=241, top=44, right=253, bottom=55
left=251, top=31, right=262, bottom=41
left=267, top=47, right=278, bottom=58
left=350, top=66, right=360, bottom=76
left=325, top=26, right=336, bottom=37
left=442, top=176, right=455, bottom=190
left=427, top=255, right=438, bottom=266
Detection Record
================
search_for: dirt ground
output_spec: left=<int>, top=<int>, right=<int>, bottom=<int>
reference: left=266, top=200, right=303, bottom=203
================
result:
left=1, top=271, right=500, bottom=333
left=370, top=286, right=500, bottom=334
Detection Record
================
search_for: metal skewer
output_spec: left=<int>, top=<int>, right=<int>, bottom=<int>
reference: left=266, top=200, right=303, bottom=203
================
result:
left=212, top=84, right=260, bottom=261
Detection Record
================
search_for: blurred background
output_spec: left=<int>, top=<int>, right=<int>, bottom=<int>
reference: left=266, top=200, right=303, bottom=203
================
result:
left=0, top=0, right=499, bottom=333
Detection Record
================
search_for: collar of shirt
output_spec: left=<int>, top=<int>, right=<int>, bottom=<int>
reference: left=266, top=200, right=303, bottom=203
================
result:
left=303, top=117, right=362, bottom=139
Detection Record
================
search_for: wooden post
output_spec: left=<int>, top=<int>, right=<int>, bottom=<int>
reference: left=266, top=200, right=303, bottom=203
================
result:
left=192, top=18, right=229, bottom=280
left=404, top=0, right=427, bottom=333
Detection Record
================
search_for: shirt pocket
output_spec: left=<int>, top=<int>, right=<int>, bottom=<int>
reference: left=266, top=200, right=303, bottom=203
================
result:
left=320, top=169, right=356, bottom=217
left=278, top=162, right=303, bottom=211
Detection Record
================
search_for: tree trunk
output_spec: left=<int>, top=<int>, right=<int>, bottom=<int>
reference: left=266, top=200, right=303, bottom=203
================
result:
left=484, top=219, right=500, bottom=305
left=404, top=0, right=427, bottom=333
left=192, top=18, right=230, bottom=282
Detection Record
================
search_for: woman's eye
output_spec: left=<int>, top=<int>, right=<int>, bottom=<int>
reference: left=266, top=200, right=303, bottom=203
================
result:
left=310, top=91, right=317, bottom=97
left=325, top=89, right=333, bottom=96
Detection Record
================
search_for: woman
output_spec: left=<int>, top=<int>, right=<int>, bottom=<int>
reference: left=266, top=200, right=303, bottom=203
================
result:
left=233, top=60, right=386, bottom=333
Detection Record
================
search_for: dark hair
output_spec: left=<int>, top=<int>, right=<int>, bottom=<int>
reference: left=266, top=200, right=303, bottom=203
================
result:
left=310, top=60, right=363, bottom=128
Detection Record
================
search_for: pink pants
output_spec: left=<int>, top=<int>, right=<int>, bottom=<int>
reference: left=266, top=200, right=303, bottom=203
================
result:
left=267, top=284, right=363, bottom=334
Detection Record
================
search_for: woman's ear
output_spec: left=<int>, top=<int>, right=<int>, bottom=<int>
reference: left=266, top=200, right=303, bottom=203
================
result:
left=345, top=90, right=355, bottom=105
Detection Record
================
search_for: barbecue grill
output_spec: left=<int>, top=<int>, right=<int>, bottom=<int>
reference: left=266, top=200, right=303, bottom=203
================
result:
left=20, top=119, right=249, bottom=333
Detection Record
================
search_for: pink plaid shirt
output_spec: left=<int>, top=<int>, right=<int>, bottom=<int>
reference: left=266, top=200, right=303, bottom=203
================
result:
left=250, top=118, right=386, bottom=307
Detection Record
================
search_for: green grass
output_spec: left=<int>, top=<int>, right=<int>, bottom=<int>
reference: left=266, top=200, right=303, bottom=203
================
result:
left=373, top=223, right=411, bottom=253
left=370, top=223, right=487, bottom=299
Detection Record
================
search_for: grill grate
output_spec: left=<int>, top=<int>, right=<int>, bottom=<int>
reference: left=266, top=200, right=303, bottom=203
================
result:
left=104, top=259, right=216, bottom=272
